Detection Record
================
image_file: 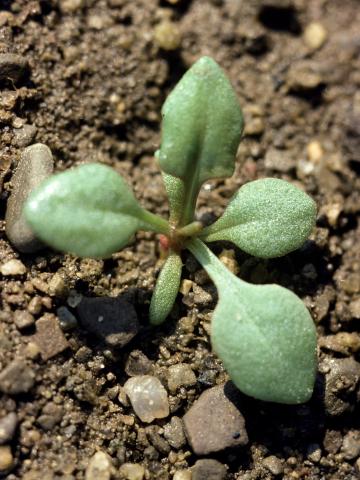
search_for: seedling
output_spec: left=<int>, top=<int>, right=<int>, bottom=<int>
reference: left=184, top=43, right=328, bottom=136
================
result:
left=24, top=57, right=317, bottom=404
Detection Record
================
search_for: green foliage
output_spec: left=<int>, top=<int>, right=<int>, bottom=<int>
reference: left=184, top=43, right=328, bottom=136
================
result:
left=23, top=56, right=318, bottom=404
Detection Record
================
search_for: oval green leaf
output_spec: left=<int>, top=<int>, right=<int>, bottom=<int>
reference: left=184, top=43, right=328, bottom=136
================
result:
left=188, top=239, right=317, bottom=404
left=149, top=251, right=183, bottom=325
left=158, top=56, right=244, bottom=188
left=201, top=178, right=316, bottom=258
left=24, top=164, right=146, bottom=258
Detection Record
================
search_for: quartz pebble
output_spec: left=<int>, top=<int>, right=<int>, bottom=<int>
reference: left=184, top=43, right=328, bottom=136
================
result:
left=0, top=413, right=17, bottom=445
left=0, top=259, right=26, bottom=276
left=85, top=451, right=113, bottom=480
left=0, top=359, right=35, bottom=394
left=303, top=22, right=327, bottom=50
left=183, top=383, right=248, bottom=455
left=173, top=471, right=192, bottom=480
left=192, top=459, right=226, bottom=480
left=119, top=463, right=145, bottom=480
left=167, top=363, right=196, bottom=393
left=124, top=375, right=169, bottom=423
left=5, top=143, right=54, bottom=253
left=0, top=445, right=13, bottom=472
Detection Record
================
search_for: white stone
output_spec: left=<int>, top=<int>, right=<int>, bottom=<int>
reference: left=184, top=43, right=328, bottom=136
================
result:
left=85, top=451, right=112, bottom=480
left=124, top=375, right=169, bottom=423
left=0, top=259, right=26, bottom=276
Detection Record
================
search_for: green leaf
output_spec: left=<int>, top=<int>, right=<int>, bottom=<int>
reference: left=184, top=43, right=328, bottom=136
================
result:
left=188, top=239, right=317, bottom=404
left=158, top=56, right=244, bottom=225
left=201, top=178, right=316, bottom=258
left=24, top=163, right=168, bottom=258
left=149, top=251, right=183, bottom=325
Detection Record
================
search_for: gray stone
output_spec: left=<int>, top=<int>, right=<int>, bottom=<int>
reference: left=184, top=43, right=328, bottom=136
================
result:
left=77, top=296, right=139, bottom=348
left=37, top=402, right=63, bottom=431
left=0, top=359, right=35, bottom=394
left=125, top=350, right=153, bottom=377
left=0, top=53, right=28, bottom=83
left=13, top=310, right=35, bottom=330
left=167, top=363, right=196, bottom=393
left=192, top=459, right=227, bottom=480
left=85, top=451, right=113, bottom=480
left=0, top=413, right=17, bottom=445
left=13, top=124, right=37, bottom=148
left=341, top=430, right=360, bottom=460
left=33, top=314, right=69, bottom=360
left=5, top=143, right=54, bottom=253
left=163, top=416, right=186, bottom=449
left=183, top=382, right=248, bottom=455
left=57, top=306, right=78, bottom=331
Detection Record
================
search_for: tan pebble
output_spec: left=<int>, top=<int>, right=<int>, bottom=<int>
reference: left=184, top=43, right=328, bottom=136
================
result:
left=219, top=249, right=239, bottom=275
left=119, top=462, right=145, bottom=480
left=321, top=203, right=342, bottom=227
left=154, top=21, right=181, bottom=51
left=173, top=470, right=192, bottom=480
left=27, top=296, right=42, bottom=315
left=179, top=279, right=193, bottom=295
left=307, top=140, right=323, bottom=163
left=24, top=341, right=41, bottom=359
left=0, top=259, right=26, bottom=276
left=48, top=274, right=67, bottom=297
left=0, top=445, right=13, bottom=471
left=304, top=22, right=327, bottom=50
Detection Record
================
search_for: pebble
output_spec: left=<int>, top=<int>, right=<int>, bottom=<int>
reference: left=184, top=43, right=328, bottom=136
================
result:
left=123, top=375, right=169, bottom=423
left=0, top=359, right=35, bottom=394
left=5, top=143, right=54, bottom=253
left=59, top=0, right=84, bottom=13
left=0, top=259, right=26, bottom=276
left=303, top=22, right=327, bottom=50
left=262, top=455, right=283, bottom=475
left=37, top=402, right=63, bottom=431
left=264, top=147, right=296, bottom=172
left=173, top=471, right=192, bottom=480
left=183, top=383, right=248, bottom=455
left=307, top=140, right=324, bottom=163
left=125, top=350, right=153, bottom=377
left=163, top=416, right=186, bottom=449
left=306, top=444, right=322, bottom=463
left=341, top=430, right=360, bottom=460
left=77, top=296, right=139, bottom=348
left=119, top=463, right=145, bottom=480
left=0, top=53, right=28, bottom=83
left=154, top=21, right=181, bottom=50
left=323, top=430, right=342, bottom=454
left=85, top=451, right=113, bottom=480
left=167, top=363, right=196, bottom=393
left=319, top=332, right=360, bottom=355
left=12, top=124, right=37, bottom=148
left=48, top=273, right=67, bottom=297
left=13, top=310, right=35, bottom=330
left=145, top=426, right=170, bottom=454
left=0, top=413, right=17, bottom=445
left=321, top=357, right=360, bottom=416
left=287, top=62, right=323, bottom=92
left=32, top=314, right=69, bottom=360
left=57, top=306, right=78, bottom=331
left=192, top=459, right=226, bottom=480
left=350, top=299, right=360, bottom=319
left=0, top=445, right=13, bottom=472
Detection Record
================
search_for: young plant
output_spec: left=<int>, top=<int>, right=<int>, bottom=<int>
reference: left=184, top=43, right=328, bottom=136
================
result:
left=23, top=57, right=317, bottom=404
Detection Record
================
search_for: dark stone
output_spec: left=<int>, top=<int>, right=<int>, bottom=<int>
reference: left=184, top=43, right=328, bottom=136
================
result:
left=0, top=53, right=29, bottom=83
left=77, top=296, right=139, bottom=348
left=125, top=350, right=153, bottom=376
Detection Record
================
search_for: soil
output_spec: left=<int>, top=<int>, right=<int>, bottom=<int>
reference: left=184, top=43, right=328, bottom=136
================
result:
left=1, top=0, right=360, bottom=479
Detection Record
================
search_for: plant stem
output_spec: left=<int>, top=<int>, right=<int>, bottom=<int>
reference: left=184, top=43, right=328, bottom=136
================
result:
left=138, top=209, right=170, bottom=235
left=177, top=221, right=203, bottom=237
left=186, top=238, right=235, bottom=291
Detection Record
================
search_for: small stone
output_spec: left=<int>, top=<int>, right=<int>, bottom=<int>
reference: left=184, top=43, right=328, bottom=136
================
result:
left=32, top=314, right=69, bottom=360
left=183, top=383, right=248, bottom=455
left=85, top=451, right=113, bottom=480
left=0, top=445, right=13, bottom=472
left=5, top=144, right=54, bottom=253
left=37, top=402, right=63, bottom=431
left=179, top=279, right=193, bottom=295
left=262, top=455, right=283, bottom=475
left=12, top=124, right=37, bottom=148
left=27, top=296, right=42, bottom=315
left=306, top=444, right=322, bottom=463
left=287, top=62, right=323, bottom=92
left=0, top=359, right=35, bottom=394
left=154, top=21, right=181, bottom=50
left=167, top=364, right=196, bottom=393
left=77, top=296, right=139, bottom=348
left=342, top=273, right=360, bottom=294
left=24, top=341, right=41, bottom=360
left=303, top=22, right=327, bottom=50
left=119, top=463, right=145, bottom=480
left=0, top=413, right=17, bottom=445
left=13, top=310, right=35, bottom=330
left=57, top=306, right=78, bottom=331
left=323, top=430, right=342, bottom=454
left=350, top=299, right=360, bottom=319
left=0, top=259, right=26, bottom=276
left=163, top=416, right=186, bottom=449
left=173, top=471, right=192, bottom=480
left=124, top=375, right=169, bottom=423
left=48, top=273, right=67, bottom=297
left=244, top=117, right=265, bottom=136
left=67, top=289, right=83, bottom=308
left=125, top=350, right=153, bottom=377
left=193, top=285, right=213, bottom=306
left=319, top=332, right=360, bottom=355
left=145, top=425, right=171, bottom=454
left=219, top=249, right=239, bottom=275
left=341, top=430, right=360, bottom=460
left=307, top=140, right=324, bottom=164
left=264, top=147, right=296, bottom=172
left=0, top=53, right=28, bottom=83
left=59, top=0, right=84, bottom=13
left=192, top=459, right=226, bottom=480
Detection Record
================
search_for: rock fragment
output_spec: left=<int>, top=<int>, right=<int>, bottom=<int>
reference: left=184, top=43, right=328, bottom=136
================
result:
left=164, top=416, right=186, bottom=449
left=0, top=259, right=26, bottom=276
left=167, top=363, right=196, bottom=393
left=192, top=459, right=227, bottom=480
left=0, top=413, right=17, bottom=445
left=12, top=124, right=37, bottom=148
left=36, top=402, right=63, bottom=431
left=287, top=62, right=324, bottom=92
left=5, top=143, right=54, bottom=253
left=319, top=332, right=360, bottom=355
left=263, top=455, right=284, bottom=475
left=154, top=21, right=181, bottom=50
left=0, top=53, right=28, bottom=83
left=183, top=383, right=248, bottom=455
left=0, top=445, right=13, bottom=473
left=303, top=22, right=327, bottom=50
left=57, top=306, right=78, bottom=331
left=77, top=296, right=139, bottom=348
left=341, top=430, right=360, bottom=460
left=119, top=463, right=145, bottom=480
left=13, top=310, right=34, bottom=330
left=125, top=350, right=153, bottom=377
left=32, top=314, right=69, bottom=360
left=0, top=359, right=35, bottom=394
left=124, top=375, right=169, bottom=423
left=85, top=451, right=113, bottom=480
